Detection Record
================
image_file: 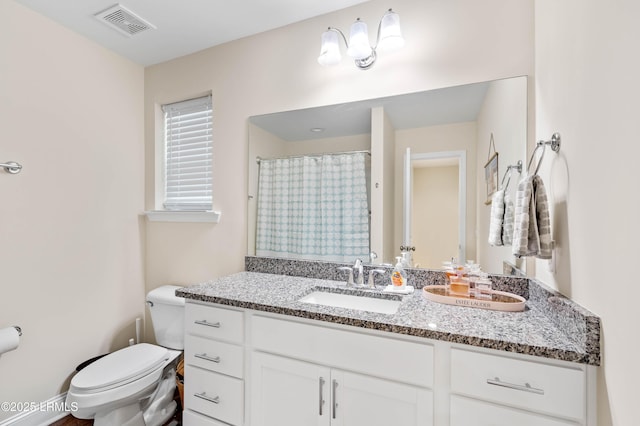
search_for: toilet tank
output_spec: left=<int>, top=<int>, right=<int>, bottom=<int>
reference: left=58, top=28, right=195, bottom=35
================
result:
left=147, top=285, right=185, bottom=350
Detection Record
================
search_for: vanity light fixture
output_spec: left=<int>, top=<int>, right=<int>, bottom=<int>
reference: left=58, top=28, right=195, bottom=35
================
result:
left=318, top=9, right=404, bottom=70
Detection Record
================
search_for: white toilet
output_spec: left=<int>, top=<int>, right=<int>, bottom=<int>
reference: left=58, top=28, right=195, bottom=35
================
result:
left=66, top=285, right=185, bottom=426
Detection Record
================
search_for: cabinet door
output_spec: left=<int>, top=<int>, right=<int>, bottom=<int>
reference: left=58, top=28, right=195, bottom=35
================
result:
left=330, top=370, right=433, bottom=426
left=450, top=395, right=577, bottom=426
left=251, top=351, right=331, bottom=426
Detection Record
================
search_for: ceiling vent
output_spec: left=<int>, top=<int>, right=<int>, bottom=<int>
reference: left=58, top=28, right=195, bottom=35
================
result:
left=94, top=4, right=156, bottom=37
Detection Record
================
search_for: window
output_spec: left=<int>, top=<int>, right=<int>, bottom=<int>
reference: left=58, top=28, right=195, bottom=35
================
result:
left=162, top=95, right=213, bottom=211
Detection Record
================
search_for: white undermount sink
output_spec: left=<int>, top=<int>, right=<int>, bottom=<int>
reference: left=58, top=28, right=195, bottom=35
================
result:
left=298, top=289, right=402, bottom=315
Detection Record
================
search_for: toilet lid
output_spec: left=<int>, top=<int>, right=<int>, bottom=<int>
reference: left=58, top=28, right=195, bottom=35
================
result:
left=71, top=343, right=169, bottom=392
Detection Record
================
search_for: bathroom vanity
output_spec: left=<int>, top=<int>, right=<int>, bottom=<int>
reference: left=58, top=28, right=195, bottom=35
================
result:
left=177, top=268, right=599, bottom=426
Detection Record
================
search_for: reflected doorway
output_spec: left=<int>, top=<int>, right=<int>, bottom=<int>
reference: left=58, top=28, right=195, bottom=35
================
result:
left=403, top=149, right=466, bottom=268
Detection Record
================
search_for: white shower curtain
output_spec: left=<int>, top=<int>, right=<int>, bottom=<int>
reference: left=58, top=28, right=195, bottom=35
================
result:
left=255, top=152, right=370, bottom=262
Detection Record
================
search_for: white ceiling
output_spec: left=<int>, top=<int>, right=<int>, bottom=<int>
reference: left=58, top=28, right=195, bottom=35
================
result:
left=14, top=0, right=370, bottom=66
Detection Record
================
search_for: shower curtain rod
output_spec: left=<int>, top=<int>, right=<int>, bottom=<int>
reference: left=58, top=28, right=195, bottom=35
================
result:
left=256, top=150, right=371, bottom=164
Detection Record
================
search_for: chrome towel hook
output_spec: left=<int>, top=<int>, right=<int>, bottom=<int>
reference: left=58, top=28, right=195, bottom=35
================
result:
left=1, top=161, right=22, bottom=174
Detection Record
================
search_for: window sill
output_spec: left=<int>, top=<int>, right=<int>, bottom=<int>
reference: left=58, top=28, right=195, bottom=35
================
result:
left=144, top=210, right=221, bottom=223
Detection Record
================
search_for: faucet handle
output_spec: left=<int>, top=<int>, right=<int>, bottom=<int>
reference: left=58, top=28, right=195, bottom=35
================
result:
left=338, top=266, right=355, bottom=287
left=367, top=269, right=386, bottom=289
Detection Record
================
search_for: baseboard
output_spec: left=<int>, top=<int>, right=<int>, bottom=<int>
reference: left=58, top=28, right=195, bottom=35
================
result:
left=0, top=393, right=69, bottom=426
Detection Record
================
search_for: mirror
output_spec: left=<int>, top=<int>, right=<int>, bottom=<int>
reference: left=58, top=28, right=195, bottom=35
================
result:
left=248, top=76, right=527, bottom=274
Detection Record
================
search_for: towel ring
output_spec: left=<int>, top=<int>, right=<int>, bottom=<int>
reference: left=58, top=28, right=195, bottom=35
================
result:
left=527, top=144, right=547, bottom=175
left=527, top=133, right=561, bottom=175
left=500, top=160, right=523, bottom=191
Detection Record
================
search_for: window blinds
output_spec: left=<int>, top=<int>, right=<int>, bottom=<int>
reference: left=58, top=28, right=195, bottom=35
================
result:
left=162, top=95, right=213, bottom=211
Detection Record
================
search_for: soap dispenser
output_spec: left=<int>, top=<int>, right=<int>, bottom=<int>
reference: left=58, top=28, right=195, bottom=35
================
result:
left=391, top=256, right=407, bottom=290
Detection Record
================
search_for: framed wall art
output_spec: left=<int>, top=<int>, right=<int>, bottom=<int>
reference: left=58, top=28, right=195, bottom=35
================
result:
left=485, top=133, right=499, bottom=204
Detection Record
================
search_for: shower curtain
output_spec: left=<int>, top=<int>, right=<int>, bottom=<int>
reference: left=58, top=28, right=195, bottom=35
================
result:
left=255, top=152, right=370, bottom=262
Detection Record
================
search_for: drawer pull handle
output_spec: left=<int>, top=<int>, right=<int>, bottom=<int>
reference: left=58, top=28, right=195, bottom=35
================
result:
left=195, top=320, right=221, bottom=328
left=319, top=377, right=325, bottom=415
left=487, top=377, right=545, bottom=395
left=195, top=392, right=220, bottom=404
left=195, top=353, right=221, bottom=363
left=332, top=379, right=338, bottom=419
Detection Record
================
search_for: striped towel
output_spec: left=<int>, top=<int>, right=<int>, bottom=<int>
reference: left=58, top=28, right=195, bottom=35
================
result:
left=502, top=192, right=515, bottom=246
left=512, top=175, right=552, bottom=259
left=488, top=189, right=505, bottom=246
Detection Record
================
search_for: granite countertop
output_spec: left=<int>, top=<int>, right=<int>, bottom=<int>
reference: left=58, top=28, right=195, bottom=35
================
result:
left=177, top=271, right=600, bottom=366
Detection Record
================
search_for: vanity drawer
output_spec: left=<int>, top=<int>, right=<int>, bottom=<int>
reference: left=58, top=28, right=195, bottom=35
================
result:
left=184, top=365, right=244, bottom=426
left=450, top=395, right=576, bottom=426
left=186, top=303, right=244, bottom=344
left=185, top=334, right=244, bottom=378
left=450, top=348, right=585, bottom=421
left=183, top=409, right=230, bottom=426
left=252, top=314, right=433, bottom=388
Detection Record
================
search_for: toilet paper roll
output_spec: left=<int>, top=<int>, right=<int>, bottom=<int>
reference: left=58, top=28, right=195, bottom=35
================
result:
left=0, top=327, right=20, bottom=355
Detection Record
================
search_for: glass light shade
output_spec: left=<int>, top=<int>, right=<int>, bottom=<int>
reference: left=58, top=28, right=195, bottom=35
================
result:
left=346, top=19, right=372, bottom=60
left=377, top=10, right=405, bottom=51
left=317, top=30, right=341, bottom=66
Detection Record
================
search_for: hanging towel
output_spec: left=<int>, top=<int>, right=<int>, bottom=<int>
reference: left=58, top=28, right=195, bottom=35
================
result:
left=502, top=192, right=515, bottom=246
left=533, top=175, right=553, bottom=259
left=488, top=189, right=505, bottom=246
left=512, top=175, right=552, bottom=259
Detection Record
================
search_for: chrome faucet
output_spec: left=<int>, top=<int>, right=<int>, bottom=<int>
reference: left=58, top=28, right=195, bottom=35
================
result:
left=337, top=266, right=355, bottom=287
left=367, top=269, right=386, bottom=289
left=353, top=258, right=364, bottom=286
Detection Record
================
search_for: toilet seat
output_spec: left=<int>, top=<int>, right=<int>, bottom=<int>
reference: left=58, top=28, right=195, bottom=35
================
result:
left=71, top=343, right=169, bottom=393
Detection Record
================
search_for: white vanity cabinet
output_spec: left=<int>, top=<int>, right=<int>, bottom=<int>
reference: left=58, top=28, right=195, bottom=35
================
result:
left=183, top=303, right=246, bottom=425
left=182, top=300, right=594, bottom=426
left=249, top=315, right=434, bottom=426
left=251, top=352, right=431, bottom=426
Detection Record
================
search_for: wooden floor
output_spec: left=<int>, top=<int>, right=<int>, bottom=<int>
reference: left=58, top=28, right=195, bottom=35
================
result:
left=49, top=389, right=182, bottom=426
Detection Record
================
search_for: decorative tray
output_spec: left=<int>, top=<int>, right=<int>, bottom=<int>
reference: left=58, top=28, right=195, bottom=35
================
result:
left=422, top=285, right=526, bottom=312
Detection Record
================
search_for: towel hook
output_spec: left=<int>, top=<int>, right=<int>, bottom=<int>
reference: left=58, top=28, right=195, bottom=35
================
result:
left=1, top=161, right=22, bottom=174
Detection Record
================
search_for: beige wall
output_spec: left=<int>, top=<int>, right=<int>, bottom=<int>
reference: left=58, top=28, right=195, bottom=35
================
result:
left=0, top=1, right=144, bottom=419
left=535, top=0, right=640, bottom=424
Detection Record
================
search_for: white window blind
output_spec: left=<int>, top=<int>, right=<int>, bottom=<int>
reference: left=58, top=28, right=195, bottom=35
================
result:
left=162, top=95, right=213, bottom=211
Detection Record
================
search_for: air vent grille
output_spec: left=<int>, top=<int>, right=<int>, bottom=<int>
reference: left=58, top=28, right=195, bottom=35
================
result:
left=94, top=4, right=156, bottom=37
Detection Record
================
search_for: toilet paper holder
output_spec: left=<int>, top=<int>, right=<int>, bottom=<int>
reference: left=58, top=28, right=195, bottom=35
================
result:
left=13, top=326, right=22, bottom=336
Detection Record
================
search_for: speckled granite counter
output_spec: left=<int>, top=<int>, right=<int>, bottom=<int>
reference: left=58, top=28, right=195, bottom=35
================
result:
left=177, top=269, right=600, bottom=366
